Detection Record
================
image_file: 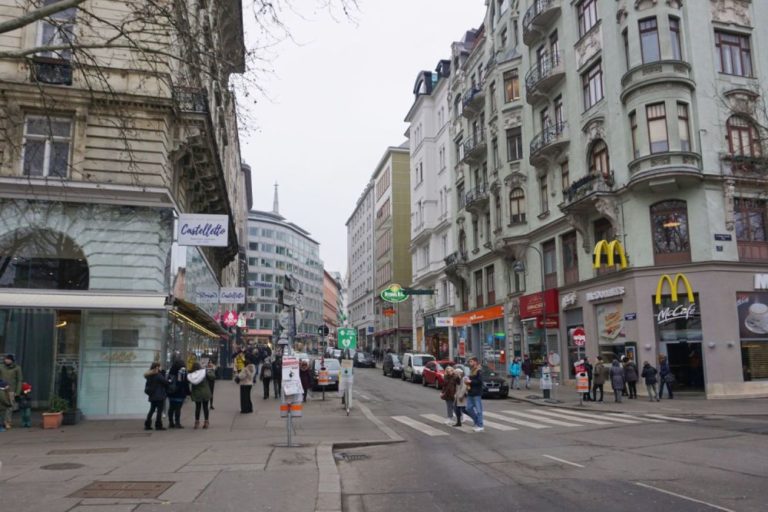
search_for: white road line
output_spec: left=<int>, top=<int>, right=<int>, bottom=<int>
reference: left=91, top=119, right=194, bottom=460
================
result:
left=483, top=411, right=551, bottom=429
left=604, top=413, right=665, bottom=423
left=462, top=416, right=518, bottom=432
left=391, top=416, right=449, bottom=436
left=634, top=482, right=735, bottom=512
left=421, top=414, right=473, bottom=433
left=643, top=414, right=696, bottom=423
left=500, top=410, right=583, bottom=427
left=536, top=408, right=641, bottom=424
left=542, top=455, right=585, bottom=468
left=528, top=408, right=617, bottom=425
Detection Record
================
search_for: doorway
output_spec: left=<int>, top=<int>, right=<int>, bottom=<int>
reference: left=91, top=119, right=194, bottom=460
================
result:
left=665, top=342, right=704, bottom=392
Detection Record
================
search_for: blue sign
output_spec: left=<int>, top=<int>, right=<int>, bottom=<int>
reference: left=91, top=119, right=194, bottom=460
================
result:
left=624, top=313, right=637, bottom=321
left=486, top=334, right=494, bottom=345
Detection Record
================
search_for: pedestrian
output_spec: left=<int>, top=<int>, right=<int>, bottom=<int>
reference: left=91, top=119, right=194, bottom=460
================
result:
left=189, top=362, right=214, bottom=429
left=508, top=357, right=522, bottom=390
left=18, top=382, right=32, bottom=428
left=300, top=360, right=312, bottom=402
left=143, top=362, right=168, bottom=431
left=206, top=360, right=218, bottom=410
left=234, top=349, right=246, bottom=374
left=453, top=368, right=467, bottom=427
left=237, top=360, right=255, bottom=413
left=521, top=354, right=534, bottom=390
left=592, top=356, right=608, bottom=402
left=260, top=355, right=273, bottom=399
left=0, top=380, right=12, bottom=432
left=0, top=354, right=22, bottom=429
left=624, top=357, right=639, bottom=399
left=583, top=357, right=594, bottom=401
left=620, top=356, right=629, bottom=397
left=440, top=366, right=458, bottom=425
left=167, top=359, right=189, bottom=428
left=464, top=356, right=484, bottom=432
left=641, top=361, right=660, bottom=402
left=609, top=359, right=625, bottom=403
left=658, top=355, right=674, bottom=399
left=272, top=355, right=283, bottom=399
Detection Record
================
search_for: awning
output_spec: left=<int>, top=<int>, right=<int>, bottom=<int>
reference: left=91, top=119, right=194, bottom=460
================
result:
left=0, top=290, right=168, bottom=310
left=172, top=297, right=228, bottom=337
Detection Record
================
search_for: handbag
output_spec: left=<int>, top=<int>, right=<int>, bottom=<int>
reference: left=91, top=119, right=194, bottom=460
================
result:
left=664, top=373, right=676, bottom=384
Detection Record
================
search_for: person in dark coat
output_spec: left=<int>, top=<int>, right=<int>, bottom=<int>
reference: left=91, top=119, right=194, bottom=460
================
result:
left=189, top=362, right=215, bottom=429
left=521, top=354, right=534, bottom=390
left=299, top=360, right=312, bottom=402
left=167, top=359, right=189, bottom=429
left=143, top=362, right=168, bottom=430
left=592, top=356, right=609, bottom=402
left=609, top=359, right=625, bottom=403
left=641, top=361, right=660, bottom=402
left=206, top=360, right=218, bottom=410
left=583, top=357, right=594, bottom=401
left=624, top=357, right=639, bottom=399
left=260, top=356, right=273, bottom=399
left=658, top=355, right=674, bottom=399
left=272, top=355, right=283, bottom=399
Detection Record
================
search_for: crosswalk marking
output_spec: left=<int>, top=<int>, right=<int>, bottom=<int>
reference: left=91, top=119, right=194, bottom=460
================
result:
left=420, top=414, right=474, bottom=433
left=644, top=414, right=696, bottom=423
left=500, top=410, right=582, bottom=427
left=603, top=413, right=665, bottom=424
left=391, top=416, right=448, bottom=436
left=460, top=415, right=518, bottom=432
left=545, top=409, right=641, bottom=424
left=483, top=411, right=551, bottom=429
left=529, top=408, right=617, bottom=425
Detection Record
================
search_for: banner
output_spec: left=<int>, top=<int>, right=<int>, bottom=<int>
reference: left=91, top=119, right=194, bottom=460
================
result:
left=220, top=287, right=246, bottom=304
left=178, top=213, right=228, bottom=247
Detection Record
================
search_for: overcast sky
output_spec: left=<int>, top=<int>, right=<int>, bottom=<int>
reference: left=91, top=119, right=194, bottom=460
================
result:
left=240, top=0, right=485, bottom=276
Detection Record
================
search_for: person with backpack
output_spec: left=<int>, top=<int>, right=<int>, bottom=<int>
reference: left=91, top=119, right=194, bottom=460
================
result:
left=206, top=360, right=218, bottom=410
left=143, top=362, right=168, bottom=431
left=189, top=362, right=215, bottom=429
left=167, top=359, right=189, bottom=429
left=592, top=356, right=609, bottom=402
left=260, top=355, right=273, bottom=399
left=508, top=357, right=522, bottom=390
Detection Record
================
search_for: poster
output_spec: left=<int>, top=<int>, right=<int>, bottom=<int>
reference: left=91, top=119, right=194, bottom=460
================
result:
left=281, top=357, right=303, bottom=396
left=596, top=302, right=626, bottom=342
left=737, top=292, right=768, bottom=339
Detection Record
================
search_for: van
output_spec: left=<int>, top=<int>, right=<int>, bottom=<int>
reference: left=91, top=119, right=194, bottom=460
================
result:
left=401, top=353, right=435, bottom=383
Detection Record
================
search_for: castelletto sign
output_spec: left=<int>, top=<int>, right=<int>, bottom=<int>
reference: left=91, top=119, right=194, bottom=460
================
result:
left=178, top=214, right=228, bottom=247
left=380, top=284, right=408, bottom=303
left=452, top=304, right=504, bottom=327
left=593, top=240, right=628, bottom=269
left=655, top=274, right=695, bottom=305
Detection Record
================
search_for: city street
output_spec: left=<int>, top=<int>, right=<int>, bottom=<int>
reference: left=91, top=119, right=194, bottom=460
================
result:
left=342, top=368, right=768, bottom=512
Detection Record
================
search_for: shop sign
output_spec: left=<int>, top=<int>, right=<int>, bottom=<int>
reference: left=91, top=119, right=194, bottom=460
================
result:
left=597, top=302, right=625, bottom=341
left=100, top=351, right=137, bottom=363
left=593, top=240, right=628, bottom=269
left=435, top=317, right=454, bottom=327
left=236, top=314, right=246, bottom=328
left=561, top=291, right=577, bottom=309
left=655, top=274, right=695, bottom=305
left=249, top=281, right=274, bottom=289
left=737, top=292, right=768, bottom=337
left=572, top=327, right=586, bottom=347
left=195, top=287, right=220, bottom=304
left=178, top=213, right=228, bottom=247
left=220, top=287, right=246, bottom=304
left=536, top=317, right=560, bottom=329
left=222, top=310, right=238, bottom=327
left=452, top=304, right=505, bottom=327
left=586, top=287, right=625, bottom=302
left=656, top=303, right=698, bottom=326
left=519, top=289, right=559, bottom=318
left=754, top=274, right=768, bottom=290
left=380, top=284, right=408, bottom=303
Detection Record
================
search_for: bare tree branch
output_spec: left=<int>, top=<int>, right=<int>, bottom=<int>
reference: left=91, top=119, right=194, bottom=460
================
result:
left=0, top=0, right=86, bottom=36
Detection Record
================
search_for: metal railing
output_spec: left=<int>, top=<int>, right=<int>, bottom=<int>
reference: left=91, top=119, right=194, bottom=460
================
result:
left=525, top=51, right=564, bottom=91
left=444, top=251, right=468, bottom=267
left=462, top=134, right=487, bottom=157
left=31, top=58, right=72, bottom=86
left=464, top=184, right=489, bottom=207
left=523, top=0, right=558, bottom=32
left=174, top=87, right=209, bottom=113
left=530, top=121, right=568, bottom=156
left=562, top=171, right=614, bottom=203
left=462, top=79, right=486, bottom=108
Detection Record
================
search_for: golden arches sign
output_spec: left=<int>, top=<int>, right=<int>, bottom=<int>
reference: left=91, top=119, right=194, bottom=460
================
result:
left=593, top=240, right=628, bottom=270
left=655, top=274, right=695, bottom=305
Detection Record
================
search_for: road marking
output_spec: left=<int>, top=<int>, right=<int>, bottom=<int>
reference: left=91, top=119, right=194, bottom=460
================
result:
left=391, top=416, right=449, bottom=436
left=634, top=482, right=735, bottom=512
left=643, top=414, right=696, bottom=423
left=536, top=408, right=641, bottom=424
left=604, top=413, right=665, bottom=423
left=460, top=416, right=518, bottom=432
left=421, top=414, right=474, bottom=433
left=500, top=410, right=582, bottom=427
left=483, top=411, right=551, bottom=429
left=528, top=408, right=616, bottom=425
left=542, top=455, right=585, bottom=468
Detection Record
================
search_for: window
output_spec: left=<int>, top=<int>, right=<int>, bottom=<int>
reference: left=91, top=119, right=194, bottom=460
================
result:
left=484, top=214, right=491, bottom=241
left=630, top=111, right=639, bottom=158
left=582, top=61, right=603, bottom=111
left=727, top=116, right=761, bottom=157
left=503, top=70, right=520, bottom=102
left=562, top=232, right=579, bottom=285
left=540, top=175, right=549, bottom=214
left=678, top=103, right=691, bottom=152
left=509, top=188, right=526, bottom=224
left=622, top=29, right=630, bottom=70
left=561, top=160, right=570, bottom=191
left=472, top=219, right=479, bottom=249
left=492, top=138, right=499, bottom=169
left=646, top=103, right=669, bottom=153
left=650, top=200, right=691, bottom=265
left=494, top=192, right=502, bottom=231
left=542, top=240, right=557, bottom=289
left=589, top=139, right=610, bottom=177
left=554, top=95, right=565, bottom=126
left=735, top=198, right=767, bottom=242
left=715, top=31, right=753, bottom=77
left=577, top=0, right=599, bottom=38
left=22, top=116, right=72, bottom=177
left=489, top=81, right=497, bottom=113
left=37, top=0, right=76, bottom=61
left=506, top=127, right=523, bottom=161
left=486, top=265, right=496, bottom=305
left=457, top=183, right=465, bottom=209
left=475, top=270, right=484, bottom=308
left=639, top=17, right=660, bottom=63
left=669, top=17, right=682, bottom=60
left=458, top=229, right=467, bottom=256
left=501, top=28, right=508, bottom=49
left=0, top=229, right=88, bottom=290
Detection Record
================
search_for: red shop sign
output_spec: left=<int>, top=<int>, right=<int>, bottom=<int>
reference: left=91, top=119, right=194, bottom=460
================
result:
left=535, top=317, right=560, bottom=329
left=520, top=289, right=560, bottom=318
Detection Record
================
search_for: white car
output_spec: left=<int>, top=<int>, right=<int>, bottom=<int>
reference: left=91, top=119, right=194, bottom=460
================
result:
left=401, top=353, right=436, bottom=383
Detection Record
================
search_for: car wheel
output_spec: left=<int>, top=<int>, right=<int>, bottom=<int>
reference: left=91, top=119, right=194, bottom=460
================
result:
left=422, top=376, right=428, bottom=387
left=500, top=390, right=509, bottom=399
left=401, top=373, right=406, bottom=381
left=434, top=379, right=440, bottom=390
left=411, top=373, right=416, bottom=383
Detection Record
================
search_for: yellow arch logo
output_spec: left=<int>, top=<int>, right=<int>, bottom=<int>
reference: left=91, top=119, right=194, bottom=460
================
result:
left=655, top=274, right=695, bottom=305
left=593, top=240, right=628, bottom=270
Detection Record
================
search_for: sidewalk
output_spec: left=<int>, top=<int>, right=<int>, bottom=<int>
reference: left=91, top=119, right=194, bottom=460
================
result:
left=0, top=381, right=391, bottom=512
left=508, top=381, right=768, bottom=416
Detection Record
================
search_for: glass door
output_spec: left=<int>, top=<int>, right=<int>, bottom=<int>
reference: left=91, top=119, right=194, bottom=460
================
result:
left=53, top=310, right=81, bottom=410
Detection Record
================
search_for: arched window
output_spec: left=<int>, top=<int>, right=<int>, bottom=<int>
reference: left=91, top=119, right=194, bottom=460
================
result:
left=727, top=115, right=761, bottom=157
left=509, top=188, right=526, bottom=224
left=0, top=228, right=88, bottom=289
left=650, top=200, right=691, bottom=265
left=458, top=229, right=467, bottom=256
left=589, top=139, right=610, bottom=177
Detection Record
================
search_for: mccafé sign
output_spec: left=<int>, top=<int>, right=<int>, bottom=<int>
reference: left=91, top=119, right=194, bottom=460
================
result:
left=593, top=240, right=628, bottom=270
left=654, top=273, right=697, bottom=326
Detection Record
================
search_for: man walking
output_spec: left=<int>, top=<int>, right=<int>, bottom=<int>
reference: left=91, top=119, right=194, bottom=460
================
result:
left=464, top=357, right=484, bottom=432
left=0, top=354, right=22, bottom=429
left=592, top=356, right=609, bottom=402
left=583, top=356, right=594, bottom=401
left=522, top=354, right=534, bottom=390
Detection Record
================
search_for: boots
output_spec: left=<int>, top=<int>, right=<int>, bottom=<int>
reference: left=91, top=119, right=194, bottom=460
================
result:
left=194, top=421, right=200, bottom=429
left=144, top=420, right=152, bottom=431
left=203, top=420, right=209, bottom=429
left=155, top=423, right=166, bottom=431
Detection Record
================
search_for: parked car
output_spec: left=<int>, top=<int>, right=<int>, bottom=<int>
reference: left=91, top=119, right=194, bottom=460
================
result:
left=353, top=351, right=375, bottom=368
left=480, top=365, right=509, bottom=398
left=401, top=353, right=436, bottom=383
left=382, top=353, right=403, bottom=378
left=422, top=360, right=456, bottom=389
left=310, top=358, right=340, bottom=391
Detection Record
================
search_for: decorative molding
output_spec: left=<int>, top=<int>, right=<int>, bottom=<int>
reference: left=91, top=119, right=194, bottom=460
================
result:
left=594, top=196, right=623, bottom=238
left=504, top=172, right=528, bottom=187
left=565, top=213, right=591, bottom=254
left=582, top=116, right=606, bottom=145
left=575, top=23, right=602, bottom=70
left=711, top=0, right=752, bottom=27
left=724, top=179, right=736, bottom=231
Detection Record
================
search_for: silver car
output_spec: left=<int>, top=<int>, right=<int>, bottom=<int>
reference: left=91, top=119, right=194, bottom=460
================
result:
left=311, top=358, right=340, bottom=391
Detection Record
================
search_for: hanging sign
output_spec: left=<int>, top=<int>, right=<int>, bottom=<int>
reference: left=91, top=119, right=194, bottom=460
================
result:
left=380, top=284, right=408, bottom=303
left=222, top=310, right=238, bottom=327
left=219, top=287, right=246, bottom=304
left=572, top=327, right=586, bottom=347
left=178, top=214, right=228, bottom=247
left=195, top=287, right=220, bottom=304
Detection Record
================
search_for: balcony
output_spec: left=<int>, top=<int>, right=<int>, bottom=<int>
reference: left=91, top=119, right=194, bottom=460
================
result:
left=461, top=135, right=487, bottom=164
left=462, top=80, right=486, bottom=117
left=720, top=153, right=768, bottom=182
left=30, top=57, right=73, bottom=86
left=525, top=51, right=565, bottom=102
left=620, top=60, right=695, bottom=104
left=529, top=121, right=569, bottom=166
left=444, top=250, right=468, bottom=267
left=561, top=172, right=614, bottom=211
left=628, top=151, right=702, bottom=190
left=464, top=185, right=490, bottom=214
left=174, top=86, right=209, bottom=113
left=444, top=250, right=469, bottom=289
left=522, top=0, right=562, bottom=46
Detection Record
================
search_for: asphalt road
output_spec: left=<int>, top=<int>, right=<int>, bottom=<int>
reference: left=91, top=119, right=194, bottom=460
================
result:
left=338, top=367, right=767, bottom=512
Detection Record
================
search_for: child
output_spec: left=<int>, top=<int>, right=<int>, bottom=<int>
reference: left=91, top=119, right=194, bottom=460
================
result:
left=0, top=380, right=11, bottom=432
left=18, top=382, right=32, bottom=428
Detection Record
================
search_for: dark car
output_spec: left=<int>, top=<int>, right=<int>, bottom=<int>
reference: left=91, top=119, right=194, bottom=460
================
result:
left=480, top=366, right=509, bottom=398
left=382, top=353, right=403, bottom=378
left=354, top=351, right=376, bottom=368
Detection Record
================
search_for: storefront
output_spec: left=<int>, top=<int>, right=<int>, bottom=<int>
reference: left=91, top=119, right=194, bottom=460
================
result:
left=519, top=290, right=560, bottom=375
left=424, top=311, right=451, bottom=359
left=738, top=289, right=768, bottom=382
left=451, top=304, right=505, bottom=367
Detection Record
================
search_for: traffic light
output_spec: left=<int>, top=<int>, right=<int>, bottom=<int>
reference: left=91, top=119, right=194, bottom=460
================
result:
left=317, top=324, right=330, bottom=337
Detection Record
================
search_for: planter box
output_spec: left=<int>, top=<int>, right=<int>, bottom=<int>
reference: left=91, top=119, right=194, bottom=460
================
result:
left=42, top=412, right=63, bottom=429
left=62, top=409, right=82, bottom=425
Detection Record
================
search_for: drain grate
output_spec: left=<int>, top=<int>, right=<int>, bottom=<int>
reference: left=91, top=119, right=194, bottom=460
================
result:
left=48, top=448, right=129, bottom=455
left=69, top=481, right=174, bottom=499
left=41, top=463, right=85, bottom=470
left=334, top=452, right=370, bottom=462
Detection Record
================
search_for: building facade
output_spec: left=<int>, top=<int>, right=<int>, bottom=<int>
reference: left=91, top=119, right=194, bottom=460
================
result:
left=405, top=61, right=457, bottom=359
left=346, top=182, right=376, bottom=348
left=322, top=270, right=342, bottom=351
left=0, top=0, right=247, bottom=416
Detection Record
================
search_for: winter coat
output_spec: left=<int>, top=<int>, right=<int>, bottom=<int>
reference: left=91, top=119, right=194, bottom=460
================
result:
left=508, top=362, right=522, bottom=377
left=584, top=362, right=594, bottom=380
left=441, top=374, right=458, bottom=401
left=641, top=364, right=658, bottom=385
left=0, top=388, right=12, bottom=413
left=17, top=391, right=32, bottom=410
left=260, top=358, right=273, bottom=380
left=522, top=359, right=534, bottom=376
left=468, top=367, right=483, bottom=397
left=144, top=368, right=168, bottom=402
left=609, top=362, right=625, bottom=390
left=659, top=360, right=671, bottom=378
left=0, top=363, right=23, bottom=394
left=624, top=362, right=639, bottom=383
left=593, top=362, right=609, bottom=385
left=234, top=353, right=246, bottom=372
left=167, top=366, right=189, bottom=400
left=190, top=369, right=215, bottom=402
left=454, top=379, right=468, bottom=407
left=299, top=367, right=312, bottom=390
left=272, top=358, right=283, bottom=382
left=238, top=364, right=256, bottom=387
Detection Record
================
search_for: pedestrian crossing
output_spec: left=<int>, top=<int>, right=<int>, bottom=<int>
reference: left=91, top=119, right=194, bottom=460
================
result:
left=388, top=407, right=696, bottom=437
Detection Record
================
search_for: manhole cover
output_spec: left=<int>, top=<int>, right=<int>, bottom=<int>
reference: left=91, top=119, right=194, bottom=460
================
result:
left=48, top=448, right=129, bottom=455
left=69, top=481, right=174, bottom=499
left=334, top=452, right=370, bottom=462
left=41, top=463, right=85, bottom=470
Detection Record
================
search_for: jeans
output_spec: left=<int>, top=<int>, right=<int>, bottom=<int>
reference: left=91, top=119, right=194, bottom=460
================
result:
left=511, top=376, right=521, bottom=390
left=168, top=399, right=184, bottom=426
left=465, top=395, right=483, bottom=427
left=239, top=385, right=253, bottom=413
left=524, top=375, right=531, bottom=388
left=145, top=400, right=165, bottom=427
left=444, top=399, right=455, bottom=419
left=658, top=380, right=674, bottom=399
left=194, top=401, right=209, bottom=421
left=3, top=391, right=14, bottom=426
left=646, top=383, right=658, bottom=401
left=273, top=379, right=282, bottom=398
left=627, top=381, right=637, bottom=398
left=21, top=407, right=31, bottom=427
left=262, top=378, right=271, bottom=398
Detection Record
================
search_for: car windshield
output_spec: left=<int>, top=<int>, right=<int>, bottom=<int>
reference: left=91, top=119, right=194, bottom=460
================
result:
left=413, top=356, right=435, bottom=366
left=319, top=359, right=340, bottom=369
left=434, top=363, right=444, bottom=371
left=389, top=355, right=400, bottom=364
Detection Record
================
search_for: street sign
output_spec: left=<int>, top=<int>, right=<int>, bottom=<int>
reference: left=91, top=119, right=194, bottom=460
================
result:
left=337, top=327, right=357, bottom=349
left=380, top=284, right=408, bottom=303
left=572, top=327, right=586, bottom=347
left=281, top=357, right=303, bottom=396
left=339, top=359, right=354, bottom=390
left=403, top=288, right=434, bottom=295
left=458, top=339, right=466, bottom=357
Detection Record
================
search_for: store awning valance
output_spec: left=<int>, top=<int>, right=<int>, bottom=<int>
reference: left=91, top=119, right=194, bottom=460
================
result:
left=0, top=290, right=167, bottom=310
left=171, top=297, right=228, bottom=337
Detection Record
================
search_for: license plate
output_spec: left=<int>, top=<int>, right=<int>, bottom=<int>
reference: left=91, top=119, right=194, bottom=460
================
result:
left=488, top=387, right=499, bottom=392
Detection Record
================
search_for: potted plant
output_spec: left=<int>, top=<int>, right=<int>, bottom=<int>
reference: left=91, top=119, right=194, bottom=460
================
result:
left=42, top=395, right=69, bottom=429
left=62, top=406, right=83, bottom=425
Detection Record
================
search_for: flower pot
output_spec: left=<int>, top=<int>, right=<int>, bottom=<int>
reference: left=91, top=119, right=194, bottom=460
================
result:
left=62, top=409, right=82, bottom=425
left=42, top=412, right=63, bottom=429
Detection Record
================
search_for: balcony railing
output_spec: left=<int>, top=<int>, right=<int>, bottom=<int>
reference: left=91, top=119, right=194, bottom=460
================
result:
left=444, top=251, right=468, bottom=267
left=525, top=51, right=564, bottom=96
left=562, top=171, right=614, bottom=204
left=465, top=185, right=490, bottom=211
left=462, top=79, right=486, bottom=115
left=523, top=0, right=562, bottom=45
left=530, top=121, right=568, bottom=161
left=721, top=154, right=768, bottom=179
left=31, top=57, right=72, bottom=86
left=174, top=87, right=209, bottom=113
left=462, top=134, right=487, bottom=162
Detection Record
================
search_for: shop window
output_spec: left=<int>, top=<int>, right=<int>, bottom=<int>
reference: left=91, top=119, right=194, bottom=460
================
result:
left=0, top=228, right=88, bottom=289
left=735, top=198, right=768, bottom=262
left=562, top=232, right=579, bottom=285
left=650, top=200, right=691, bottom=265
left=542, top=240, right=557, bottom=289
left=738, top=291, right=768, bottom=381
left=726, top=115, right=761, bottom=157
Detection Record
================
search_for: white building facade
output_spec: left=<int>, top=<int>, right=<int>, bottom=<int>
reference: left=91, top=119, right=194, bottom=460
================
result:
left=346, top=182, right=376, bottom=348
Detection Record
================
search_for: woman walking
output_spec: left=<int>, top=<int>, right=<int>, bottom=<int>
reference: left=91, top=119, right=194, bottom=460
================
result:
left=272, top=355, right=283, bottom=399
left=624, top=357, right=639, bottom=399
left=453, top=368, right=468, bottom=427
left=508, top=357, right=522, bottom=390
left=440, top=366, right=458, bottom=425
left=641, top=361, right=660, bottom=402
left=300, top=360, right=312, bottom=403
left=189, top=362, right=215, bottom=429
left=237, top=360, right=256, bottom=413
left=167, top=360, right=189, bottom=428
left=143, top=362, right=168, bottom=431
left=206, top=360, right=217, bottom=410
left=609, top=359, right=625, bottom=403
left=260, top=355, right=273, bottom=399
